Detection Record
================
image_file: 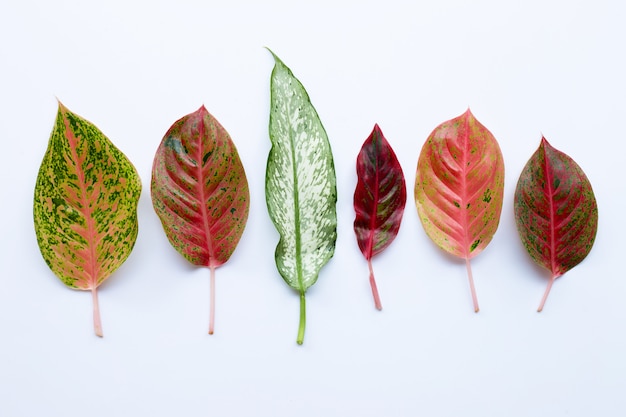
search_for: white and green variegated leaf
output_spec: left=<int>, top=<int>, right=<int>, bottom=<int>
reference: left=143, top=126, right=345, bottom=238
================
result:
left=265, top=50, right=337, bottom=344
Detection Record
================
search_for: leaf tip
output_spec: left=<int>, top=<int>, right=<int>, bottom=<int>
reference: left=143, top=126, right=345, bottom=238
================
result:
left=265, top=47, right=281, bottom=64
left=56, top=98, right=68, bottom=113
left=371, top=123, right=384, bottom=137
left=195, top=104, right=209, bottom=119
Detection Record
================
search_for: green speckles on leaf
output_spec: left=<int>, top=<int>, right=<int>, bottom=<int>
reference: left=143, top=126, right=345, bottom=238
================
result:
left=482, top=188, right=492, bottom=203
left=470, top=239, right=481, bottom=252
left=265, top=49, right=337, bottom=344
left=33, top=101, right=141, bottom=336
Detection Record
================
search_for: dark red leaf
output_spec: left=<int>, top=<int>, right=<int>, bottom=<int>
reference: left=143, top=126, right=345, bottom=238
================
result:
left=354, top=124, right=407, bottom=310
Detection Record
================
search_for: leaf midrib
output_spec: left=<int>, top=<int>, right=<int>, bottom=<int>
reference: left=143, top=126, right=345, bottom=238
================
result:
left=542, top=144, right=559, bottom=278
left=366, top=135, right=380, bottom=261
left=460, top=116, right=471, bottom=259
left=62, top=110, right=99, bottom=288
left=287, top=100, right=304, bottom=293
left=194, top=119, right=217, bottom=268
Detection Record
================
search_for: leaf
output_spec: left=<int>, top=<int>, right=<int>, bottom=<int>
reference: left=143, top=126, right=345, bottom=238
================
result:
left=414, top=109, right=504, bottom=312
left=353, top=124, right=407, bottom=310
left=33, top=101, right=141, bottom=337
left=265, top=50, right=337, bottom=345
left=151, top=105, right=249, bottom=334
left=514, top=137, right=598, bottom=311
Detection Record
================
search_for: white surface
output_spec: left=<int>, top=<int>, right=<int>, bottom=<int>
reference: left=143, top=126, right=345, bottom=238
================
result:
left=1, top=1, right=624, bottom=416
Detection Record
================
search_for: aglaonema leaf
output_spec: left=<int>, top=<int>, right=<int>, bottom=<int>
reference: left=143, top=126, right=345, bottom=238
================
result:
left=353, top=124, right=406, bottom=310
left=514, top=137, right=598, bottom=311
left=33, top=101, right=141, bottom=337
left=414, top=109, right=504, bottom=312
left=265, top=50, right=337, bottom=345
left=151, top=105, right=249, bottom=334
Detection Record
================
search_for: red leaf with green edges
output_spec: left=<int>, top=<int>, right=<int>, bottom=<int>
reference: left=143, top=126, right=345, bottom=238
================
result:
left=514, top=137, right=598, bottom=311
left=34, top=101, right=141, bottom=337
left=414, top=109, right=504, bottom=312
left=151, top=106, right=249, bottom=334
left=353, top=124, right=406, bottom=310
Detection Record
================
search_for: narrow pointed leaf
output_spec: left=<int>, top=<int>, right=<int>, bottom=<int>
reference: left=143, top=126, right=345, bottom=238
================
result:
left=353, top=124, right=407, bottom=310
left=414, top=109, right=504, bottom=312
left=151, top=105, right=249, bottom=334
left=33, top=101, right=141, bottom=337
left=514, top=137, right=598, bottom=311
left=265, top=50, right=337, bottom=345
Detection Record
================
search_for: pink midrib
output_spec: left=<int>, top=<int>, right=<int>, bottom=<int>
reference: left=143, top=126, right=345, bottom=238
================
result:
left=542, top=146, right=559, bottom=278
left=194, top=121, right=217, bottom=268
left=63, top=113, right=99, bottom=289
left=460, top=117, right=471, bottom=260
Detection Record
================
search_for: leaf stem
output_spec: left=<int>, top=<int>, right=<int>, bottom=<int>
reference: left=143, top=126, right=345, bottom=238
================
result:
left=209, top=266, right=216, bottom=335
left=297, top=291, right=306, bottom=345
left=368, top=258, right=382, bottom=310
left=537, top=275, right=556, bottom=312
left=465, top=258, right=479, bottom=313
left=92, top=287, right=103, bottom=337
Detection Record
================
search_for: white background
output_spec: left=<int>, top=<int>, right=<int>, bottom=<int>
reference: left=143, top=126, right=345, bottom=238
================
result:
left=1, top=1, right=624, bottom=416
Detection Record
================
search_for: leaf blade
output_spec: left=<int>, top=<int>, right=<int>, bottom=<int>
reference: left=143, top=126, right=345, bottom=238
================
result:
left=353, top=124, right=407, bottom=309
left=151, top=106, right=249, bottom=267
left=33, top=101, right=141, bottom=336
left=265, top=50, right=337, bottom=344
left=514, top=137, right=598, bottom=310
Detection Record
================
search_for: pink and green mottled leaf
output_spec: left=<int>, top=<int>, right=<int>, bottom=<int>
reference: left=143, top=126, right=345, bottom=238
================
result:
left=514, top=137, right=598, bottom=311
left=353, top=124, right=406, bottom=310
left=414, top=109, right=504, bottom=312
left=33, top=101, right=141, bottom=337
left=151, top=105, right=249, bottom=335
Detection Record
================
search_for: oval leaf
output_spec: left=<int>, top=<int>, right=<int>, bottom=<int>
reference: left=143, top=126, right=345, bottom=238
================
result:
left=151, top=105, right=249, bottom=334
left=33, top=101, right=141, bottom=337
left=265, top=50, right=337, bottom=344
left=353, top=124, right=407, bottom=310
left=514, top=137, right=598, bottom=311
left=414, top=109, right=504, bottom=312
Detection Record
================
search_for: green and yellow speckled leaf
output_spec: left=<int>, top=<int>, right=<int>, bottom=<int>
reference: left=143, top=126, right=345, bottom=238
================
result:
left=151, top=105, right=249, bottom=335
left=265, top=50, right=337, bottom=345
left=33, top=101, right=141, bottom=337
left=414, top=110, right=504, bottom=312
